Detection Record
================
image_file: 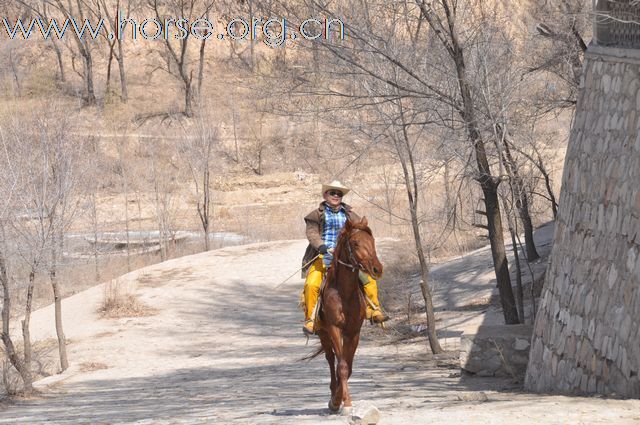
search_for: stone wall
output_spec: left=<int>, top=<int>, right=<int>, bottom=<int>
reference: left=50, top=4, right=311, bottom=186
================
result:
left=525, top=45, right=640, bottom=397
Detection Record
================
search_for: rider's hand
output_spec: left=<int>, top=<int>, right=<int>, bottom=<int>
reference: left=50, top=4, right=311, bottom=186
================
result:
left=323, top=250, right=334, bottom=267
left=318, top=244, right=329, bottom=254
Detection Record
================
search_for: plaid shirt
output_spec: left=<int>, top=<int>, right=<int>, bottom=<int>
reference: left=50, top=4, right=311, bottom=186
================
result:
left=322, top=203, right=347, bottom=250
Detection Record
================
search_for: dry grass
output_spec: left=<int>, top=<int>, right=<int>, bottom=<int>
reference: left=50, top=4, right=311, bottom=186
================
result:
left=457, top=294, right=495, bottom=310
left=99, top=278, right=157, bottom=319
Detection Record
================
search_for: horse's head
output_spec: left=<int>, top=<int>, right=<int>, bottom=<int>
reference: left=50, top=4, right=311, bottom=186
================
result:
left=343, top=217, right=383, bottom=279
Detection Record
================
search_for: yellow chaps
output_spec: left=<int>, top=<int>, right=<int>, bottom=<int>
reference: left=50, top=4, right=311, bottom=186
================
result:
left=303, top=256, right=381, bottom=320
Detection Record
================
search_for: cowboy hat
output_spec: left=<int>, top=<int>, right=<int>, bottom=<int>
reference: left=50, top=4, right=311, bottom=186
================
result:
left=321, top=180, right=350, bottom=196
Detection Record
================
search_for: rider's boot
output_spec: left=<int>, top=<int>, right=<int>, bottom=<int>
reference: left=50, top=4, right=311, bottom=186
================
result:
left=303, top=318, right=316, bottom=336
left=362, top=278, right=390, bottom=324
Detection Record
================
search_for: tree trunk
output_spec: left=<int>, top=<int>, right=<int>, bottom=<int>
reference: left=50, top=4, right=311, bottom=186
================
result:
left=185, top=79, right=193, bottom=117
left=248, top=0, right=254, bottom=71
left=395, top=101, right=443, bottom=353
left=106, top=41, right=115, bottom=97
left=203, top=221, right=210, bottom=251
left=8, top=50, right=21, bottom=95
left=117, top=39, right=128, bottom=102
left=198, top=38, right=206, bottom=97
left=120, top=145, right=131, bottom=271
left=81, top=44, right=97, bottom=105
left=21, top=270, right=36, bottom=391
left=397, top=152, right=442, bottom=352
left=536, top=151, right=558, bottom=219
left=200, top=169, right=211, bottom=251
left=50, top=236, right=68, bottom=372
left=481, top=182, right=520, bottom=324
left=0, top=252, right=32, bottom=393
left=498, top=131, right=540, bottom=261
left=519, top=195, right=539, bottom=261
left=232, top=104, right=240, bottom=163
left=150, top=151, right=167, bottom=261
left=51, top=39, right=66, bottom=82
left=508, top=219, right=525, bottom=323
left=91, top=191, right=100, bottom=282
left=411, top=207, right=443, bottom=354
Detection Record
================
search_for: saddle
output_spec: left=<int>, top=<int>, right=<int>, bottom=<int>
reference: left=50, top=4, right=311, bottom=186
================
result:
left=299, top=271, right=381, bottom=333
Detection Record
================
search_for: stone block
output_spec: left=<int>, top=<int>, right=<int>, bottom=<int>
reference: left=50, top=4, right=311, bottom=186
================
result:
left=460, top=325, right=533, bottom=378
left=603, top=74, right=612, bottom=93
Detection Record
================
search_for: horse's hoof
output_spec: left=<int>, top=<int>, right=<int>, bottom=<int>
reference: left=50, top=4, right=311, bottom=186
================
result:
left=328, top=400, right=340, bottom=413
left=341, top=405, right=353, bottom=416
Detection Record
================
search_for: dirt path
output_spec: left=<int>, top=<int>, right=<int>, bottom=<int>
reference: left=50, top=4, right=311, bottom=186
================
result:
left=0, top=239, right=638, bottom=424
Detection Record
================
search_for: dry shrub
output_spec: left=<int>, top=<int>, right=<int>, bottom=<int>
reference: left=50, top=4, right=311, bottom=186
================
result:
left=99, top=278, right=156, bottom=318
left=1, top=338, right=58, bottom=397
left=78, top=362, right=109, bottom=372
left=378, top=240, right=421, bottom=321
left=2, top=360, right=22, bottom=397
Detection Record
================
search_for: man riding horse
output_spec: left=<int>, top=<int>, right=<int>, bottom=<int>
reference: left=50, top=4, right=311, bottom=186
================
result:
left=301, top=180, right=389, bottom=336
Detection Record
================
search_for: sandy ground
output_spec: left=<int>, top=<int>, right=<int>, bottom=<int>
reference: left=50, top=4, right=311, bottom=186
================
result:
left=0, top=233, right=639, bottom=424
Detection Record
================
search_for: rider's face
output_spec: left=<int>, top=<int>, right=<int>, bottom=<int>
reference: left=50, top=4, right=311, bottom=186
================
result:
left=323, top=190, right=343, bottom=208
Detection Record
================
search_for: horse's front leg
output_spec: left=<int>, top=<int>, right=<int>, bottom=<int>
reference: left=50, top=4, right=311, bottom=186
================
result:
left=326, top=324, right=345, bottom=412
left=318, top=331, right=336, bottom=403
left=340, top=333, right=360, bottom=408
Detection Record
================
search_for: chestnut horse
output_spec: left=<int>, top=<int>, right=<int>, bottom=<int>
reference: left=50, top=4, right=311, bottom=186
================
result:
left=312, top=217, right=383, bottom=412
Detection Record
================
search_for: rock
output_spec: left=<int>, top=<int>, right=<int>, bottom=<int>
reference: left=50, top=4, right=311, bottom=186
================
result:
left=349, top=402, right=380, bottom=425
left=456, top=391, right=489, bottom=402
left=514, top=338, right=530, bottom=351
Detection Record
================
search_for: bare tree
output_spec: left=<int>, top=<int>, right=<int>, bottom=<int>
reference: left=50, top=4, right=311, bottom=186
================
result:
left=0, top=125, right=34, bottom=393
left=386, top=101, right=443, bottom=354
left=147, top=0, right=216, bottom=116
left=44, top=121, right=87, bottom=373
left=101, top=0, right=131, bottom=102
left=472, top=20, right=541, bottom=262
left=115, top=134, right=132, bottom=271
left=84, top=136, right=104, bottom=283
left=144, top=138, right=180, bottom=260
left=1, top=120, right=53, bottom=393
left=181, top=104, right=219, bottom=250
left=5, top=108, right=87, bottom=375
left=44, top=0, right=100, bottom=105
left=527, top=0, right=590, bottom=110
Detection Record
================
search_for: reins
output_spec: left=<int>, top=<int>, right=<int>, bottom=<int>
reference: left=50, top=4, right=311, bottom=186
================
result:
left=273, top=253, right=321, bottom=290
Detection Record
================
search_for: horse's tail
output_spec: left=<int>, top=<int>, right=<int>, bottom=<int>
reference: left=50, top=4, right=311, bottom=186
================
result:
left=301, top=345, right=325, bottom=362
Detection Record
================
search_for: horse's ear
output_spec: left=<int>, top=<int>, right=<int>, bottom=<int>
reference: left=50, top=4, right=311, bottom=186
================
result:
left=344, top=218, right=353, bottom=231
left=360, top=216, right=368, bottom=227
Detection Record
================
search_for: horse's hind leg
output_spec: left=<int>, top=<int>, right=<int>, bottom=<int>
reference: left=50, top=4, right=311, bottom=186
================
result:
left=319, top=332, right=337, bottom=410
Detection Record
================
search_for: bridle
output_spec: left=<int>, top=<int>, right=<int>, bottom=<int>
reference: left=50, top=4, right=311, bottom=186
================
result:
left=336, top=229, right=367, bottom=273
